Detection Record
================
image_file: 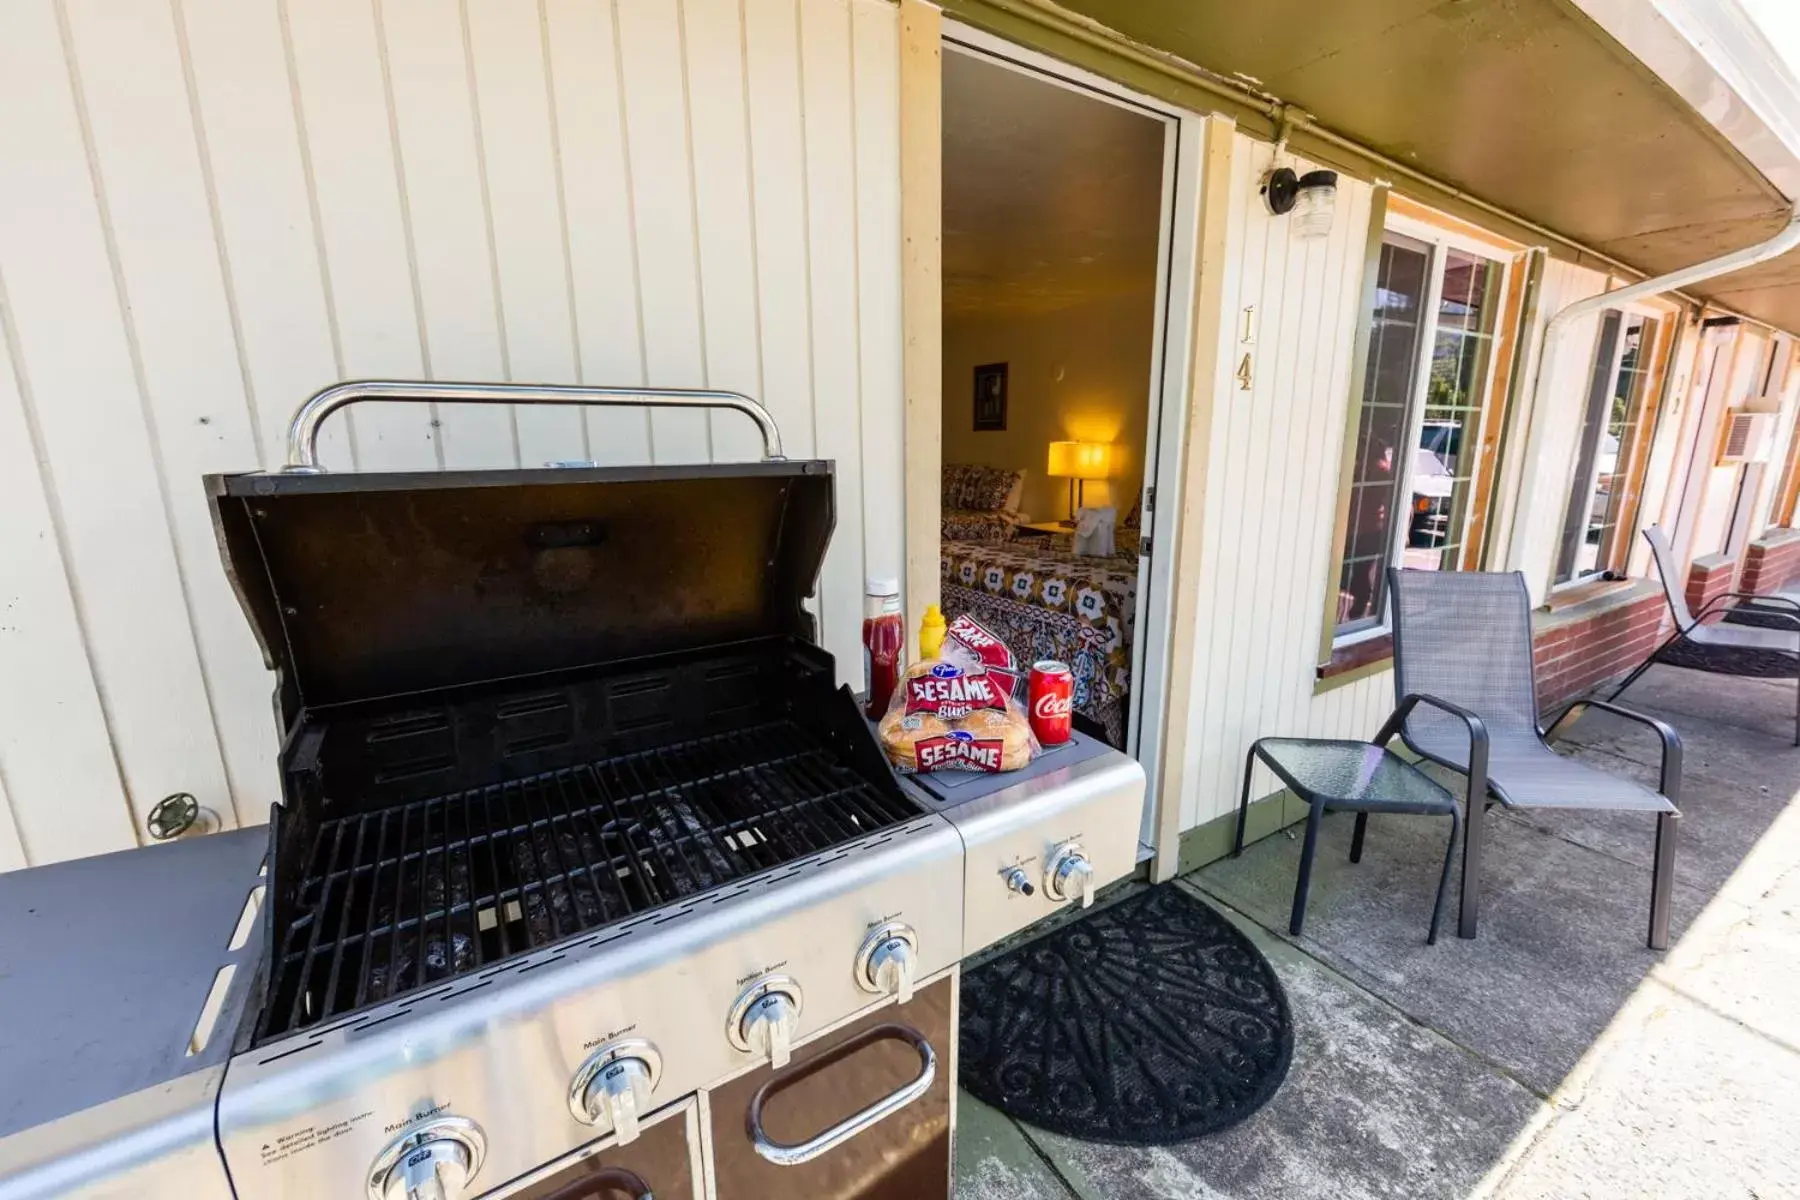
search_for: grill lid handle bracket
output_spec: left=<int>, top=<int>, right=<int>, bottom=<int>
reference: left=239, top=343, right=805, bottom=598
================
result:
left=282, top=380, right=786, bottom=472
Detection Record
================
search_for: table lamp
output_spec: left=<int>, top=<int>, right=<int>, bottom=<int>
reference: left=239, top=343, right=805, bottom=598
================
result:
left=1046, top=440, right=1114, bottom=525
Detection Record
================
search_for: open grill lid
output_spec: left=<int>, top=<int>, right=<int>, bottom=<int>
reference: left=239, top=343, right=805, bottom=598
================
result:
left=206, top=382, right=832, bottom=718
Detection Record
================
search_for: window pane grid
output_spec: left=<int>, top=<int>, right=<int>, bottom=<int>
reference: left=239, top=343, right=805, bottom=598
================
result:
left=1335, top=237, right=1431, bottom=633
left=1334, top=237, right=1505, bottom=638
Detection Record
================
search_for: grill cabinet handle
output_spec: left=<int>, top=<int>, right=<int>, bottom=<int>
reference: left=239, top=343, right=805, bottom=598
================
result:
left=746, top=1022, right=936, bottom=1167
left=283, top=380, right=786, bottom=472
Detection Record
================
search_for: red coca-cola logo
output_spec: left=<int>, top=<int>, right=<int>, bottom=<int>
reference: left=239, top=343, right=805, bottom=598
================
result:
left=1033, top=692, right=1072, bottom=720
left=905, top=668, right=1006, bottom=719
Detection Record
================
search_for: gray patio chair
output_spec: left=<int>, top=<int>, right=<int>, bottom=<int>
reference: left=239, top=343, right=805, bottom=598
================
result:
left=1611, top=526, right=1800, bottom=745
left=1376, top=568, right=1681, bottom=949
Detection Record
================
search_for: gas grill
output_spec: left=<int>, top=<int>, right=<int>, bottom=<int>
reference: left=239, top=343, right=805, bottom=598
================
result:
left=259, top=647, right=917, bottom=1043
left=0, top=382, right=1147, bottom=1200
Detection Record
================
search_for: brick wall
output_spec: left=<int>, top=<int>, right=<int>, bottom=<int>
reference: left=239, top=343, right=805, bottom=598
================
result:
left=1684, top=553, right=1738, bottom=622
left=1532, top=585, right=1669, bottom=712
left=1740, top=530, right=1800, bottom=596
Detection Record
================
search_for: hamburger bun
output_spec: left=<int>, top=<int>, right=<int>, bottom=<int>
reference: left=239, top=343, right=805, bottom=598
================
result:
left=955, top=706, right=1033, bottom=770
left=879, top=710, right=951, bottom=770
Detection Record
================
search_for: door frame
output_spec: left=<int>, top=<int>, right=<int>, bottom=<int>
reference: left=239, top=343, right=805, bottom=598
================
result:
left=936, top=21, right=1206, bottom=860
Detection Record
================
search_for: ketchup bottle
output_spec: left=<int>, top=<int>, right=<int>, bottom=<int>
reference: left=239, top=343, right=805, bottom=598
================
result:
left=863, top=577, right=905, bottom=718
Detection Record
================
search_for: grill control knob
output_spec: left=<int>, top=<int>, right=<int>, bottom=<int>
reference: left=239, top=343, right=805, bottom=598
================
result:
left=1002, top=865, right=1035, bottom=897
left=367, top=1116, right=485, bottom=1200
left=856, top=922, right=919, bottom=1004
left=1045, top=845, right=1096, bottom=909
left=728, top=975, right=803, bottom=1070
left=569, top=1038, right=662, bottom=1145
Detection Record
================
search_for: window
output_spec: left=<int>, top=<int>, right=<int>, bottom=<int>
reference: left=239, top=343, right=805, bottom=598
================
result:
left=1553, top=311, right=1660, bottom=585
left=1333, top=232, right=1506, bottom=640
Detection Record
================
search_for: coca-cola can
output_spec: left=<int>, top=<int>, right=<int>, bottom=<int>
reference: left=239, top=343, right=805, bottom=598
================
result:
left=1028, top=660, right=1074, bottom=746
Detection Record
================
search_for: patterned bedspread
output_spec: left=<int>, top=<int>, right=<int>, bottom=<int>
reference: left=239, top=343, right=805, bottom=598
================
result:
left=940, top=538, right=1138, bottom=746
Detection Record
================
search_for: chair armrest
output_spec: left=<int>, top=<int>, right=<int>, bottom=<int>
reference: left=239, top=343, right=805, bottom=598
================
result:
left=1374, top=693, right=1490, bottom=800
left=1542, top=699, right=1682, bottom=802
left=1693, top=591, right=1800, bottom=626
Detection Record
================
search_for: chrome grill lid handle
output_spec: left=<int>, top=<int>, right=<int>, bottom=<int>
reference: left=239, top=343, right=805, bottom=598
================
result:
left=283, top=379, right=786, bottom=472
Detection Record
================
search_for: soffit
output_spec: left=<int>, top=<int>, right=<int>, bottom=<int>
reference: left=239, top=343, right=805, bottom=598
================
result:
left=1043, top=0, right=1800, bottom=332
left=942, top=47, right=1165, bottom=318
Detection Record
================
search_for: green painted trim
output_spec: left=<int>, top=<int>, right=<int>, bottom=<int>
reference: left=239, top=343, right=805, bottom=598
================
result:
left=1312, top=654, right=1393, bottom=695
left=1315, top=187, right=1392, bottom=669
left=1176, top=790, right=1295, bottom=875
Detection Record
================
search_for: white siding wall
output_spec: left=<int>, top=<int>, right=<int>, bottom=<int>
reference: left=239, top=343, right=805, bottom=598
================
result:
left=0, top=0, right=904, bottom=868
left=1497, top=258, right=1612, bottom=597
left=1176, top=135, right=1392, bottom=832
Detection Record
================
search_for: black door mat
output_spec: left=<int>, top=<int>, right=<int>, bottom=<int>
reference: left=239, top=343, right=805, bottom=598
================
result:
left=959, top=884, right=1293, bottom=1144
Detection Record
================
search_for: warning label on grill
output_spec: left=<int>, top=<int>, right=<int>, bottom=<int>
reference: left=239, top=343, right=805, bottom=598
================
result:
left=256, top=1109, right=374, bottom=1165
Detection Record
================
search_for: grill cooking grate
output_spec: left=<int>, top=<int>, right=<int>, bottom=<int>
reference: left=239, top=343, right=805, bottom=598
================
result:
left=258, top=718, right=916, bottom=1043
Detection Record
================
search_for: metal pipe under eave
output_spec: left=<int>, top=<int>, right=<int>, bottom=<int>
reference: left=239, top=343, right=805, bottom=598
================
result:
left=1499, top=206, right=1800, bottom=584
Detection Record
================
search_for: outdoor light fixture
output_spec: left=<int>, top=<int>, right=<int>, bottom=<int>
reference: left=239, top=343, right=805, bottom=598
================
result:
left=1047, top=440, right=1114, bottom=524
left=1262, top=167, right=1338, bottom=240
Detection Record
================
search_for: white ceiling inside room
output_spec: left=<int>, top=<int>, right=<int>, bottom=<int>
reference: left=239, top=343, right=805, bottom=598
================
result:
left=942, top=48, right=1166, bottom=318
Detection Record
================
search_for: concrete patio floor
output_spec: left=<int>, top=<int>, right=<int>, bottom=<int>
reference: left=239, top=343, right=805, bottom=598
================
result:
left=953, top=669, right=1800, bottom=1199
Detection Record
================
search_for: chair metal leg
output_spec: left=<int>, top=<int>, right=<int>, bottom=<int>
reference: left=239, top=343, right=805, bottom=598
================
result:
left=1649, top=811, right=1678, bottom=951
left=1289, top=801, right=1325, bottom=937
left=1457, top=794, right=1484, bottom=939
left=1609, top=645, right=1665, bottom=701
left=1428, top=805, right=1460, bottom=945
left=1792, top=678, right=1798, bottom=748
left=1233, top=744, right=1260, bottom=857
left=1350, top=812, right=1369, bottom=863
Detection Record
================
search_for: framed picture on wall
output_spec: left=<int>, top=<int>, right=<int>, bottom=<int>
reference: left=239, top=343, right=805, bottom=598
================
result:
left=973, top=362, right=1008, bottom=431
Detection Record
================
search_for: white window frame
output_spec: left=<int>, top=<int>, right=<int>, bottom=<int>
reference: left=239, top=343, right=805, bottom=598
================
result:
left=1550, top=299, right=1668, bottom=591
left=1333, top=216, right=1512, bottom=648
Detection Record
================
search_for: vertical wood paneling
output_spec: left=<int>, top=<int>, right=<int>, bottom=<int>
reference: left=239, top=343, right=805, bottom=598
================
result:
left=799, top=0, right=868, bottom=674
left=180, top=0, right=349, bottom=472
left=285, top=0, right=437, bottom=469
left=0, top=774, right=25, bottom=875
left=682, top=0, right=768, bottom=465
left=1275, top=182, right=1369, bottom=746
left=65, top=0, right=282, bottom=830
left=380, top=0, right=514, bottom=468
left=466, top=0, right=587, bottom=464
left=1179, top=135, right=1394, bottom=831
left=0, top=0, right=232, bottom=845
left=1183, top=131, right=1258, bottom=828
left=852, top=2, right=905, bottom=583
left=0, top=0, right=905, bottom=867
left=0, top=285, right=136, bottom=863
left=742, top=0, right=820, bottom=463
left=614, top=1, right=711, bottom=462
left=543, top=0, right=654, bottom=466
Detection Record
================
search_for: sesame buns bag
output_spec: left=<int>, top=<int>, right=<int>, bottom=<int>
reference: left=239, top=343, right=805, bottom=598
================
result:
left=877, top=659, right=1038, bottom=774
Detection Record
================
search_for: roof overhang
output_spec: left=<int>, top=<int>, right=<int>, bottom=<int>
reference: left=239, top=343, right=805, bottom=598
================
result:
left=999, top=0, right=1800, bottom=333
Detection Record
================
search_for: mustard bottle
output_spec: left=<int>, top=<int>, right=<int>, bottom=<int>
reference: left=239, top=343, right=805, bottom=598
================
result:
left=919, top=604, right=947, bottom=660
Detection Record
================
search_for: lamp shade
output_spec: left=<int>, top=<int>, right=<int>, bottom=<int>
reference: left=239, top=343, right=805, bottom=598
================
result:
left=1047, top=440, right=1113, bottom=480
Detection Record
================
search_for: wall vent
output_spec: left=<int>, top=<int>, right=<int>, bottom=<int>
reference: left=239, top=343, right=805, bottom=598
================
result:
left=1718, top=410, right=1775, bottom=465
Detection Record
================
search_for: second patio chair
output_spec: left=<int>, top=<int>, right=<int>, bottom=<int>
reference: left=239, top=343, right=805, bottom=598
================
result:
left=1612, top=526, right=1800, bottom=745
left=1378, top=568, right=1682, bottom=949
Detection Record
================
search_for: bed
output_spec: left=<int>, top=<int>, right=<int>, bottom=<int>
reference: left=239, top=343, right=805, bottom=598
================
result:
left=940, top=529, right=1139, bottom=746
